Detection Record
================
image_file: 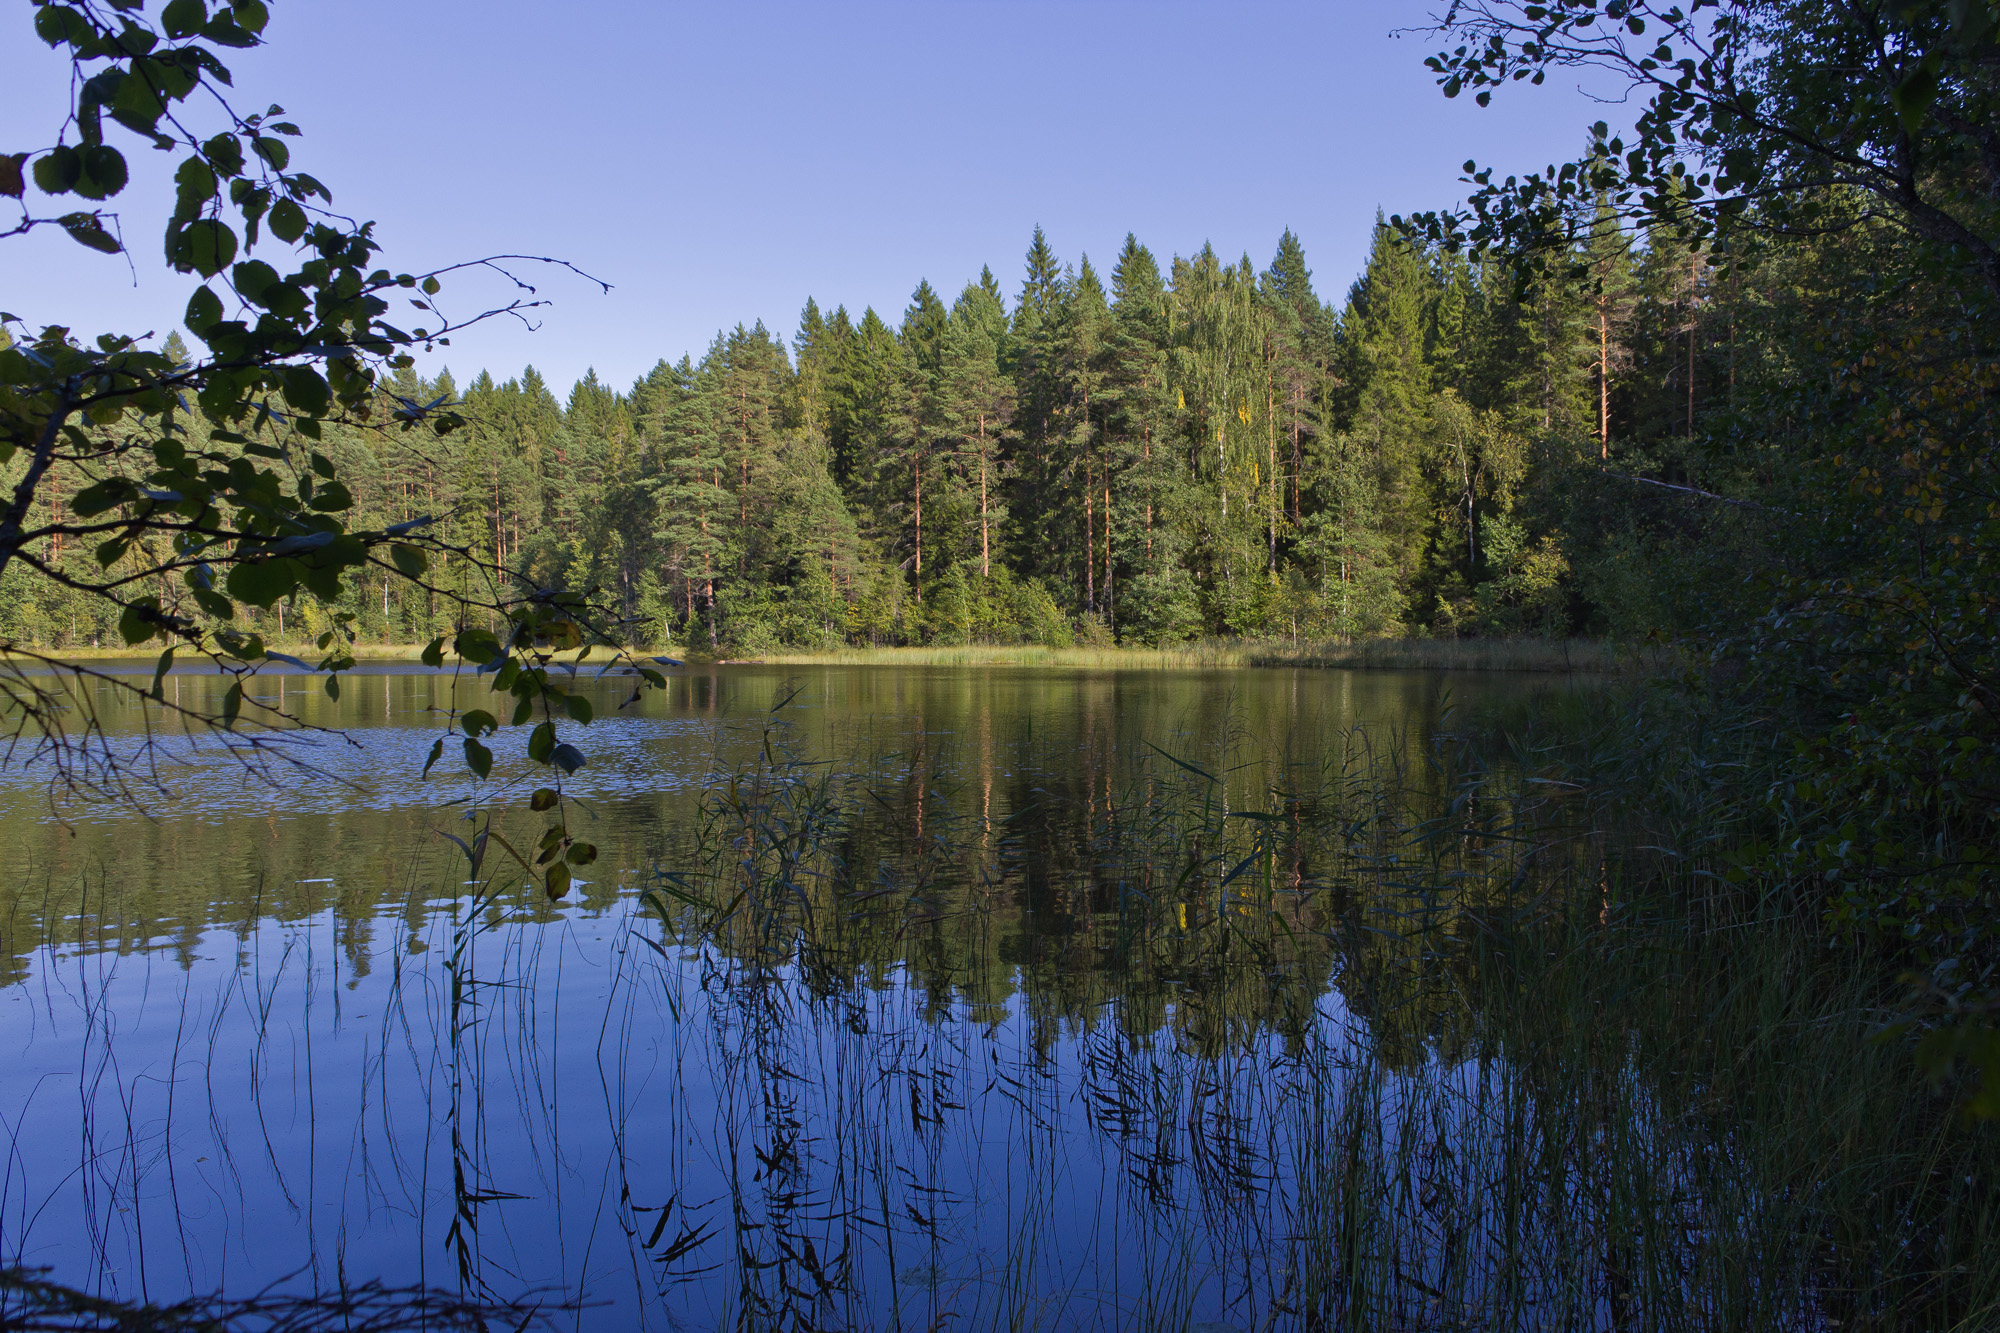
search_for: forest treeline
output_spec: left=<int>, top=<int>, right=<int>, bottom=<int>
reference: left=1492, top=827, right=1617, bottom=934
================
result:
left=1, top=211, right=1782, bottom=652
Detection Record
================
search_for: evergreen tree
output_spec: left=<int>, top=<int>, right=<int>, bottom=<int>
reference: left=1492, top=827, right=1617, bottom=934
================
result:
left=1581, top=202, right=1639, bottom=457
left=940, top=282, right=1016, bottom=581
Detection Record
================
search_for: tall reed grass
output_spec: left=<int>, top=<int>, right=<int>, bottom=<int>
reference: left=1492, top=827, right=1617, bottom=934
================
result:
left=7, top=680, right=1988, bottom=1330
left=1252, top=635, right=1677, bottom=673
left=735, top=636, right=1670, bottom=673
left=629, top=694, right=1998, bottom=1330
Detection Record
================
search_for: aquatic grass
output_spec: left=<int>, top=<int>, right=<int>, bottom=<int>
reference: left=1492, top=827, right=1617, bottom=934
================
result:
left=717, top=641, right=1257, bottom=670
left=626, top=690, right=2000, bottom=1330
left=4, top=676, right=1995, bottom=1329
left=700, top=635, right=1677, bottom=674
left=0, top=1267, right=570, bottom=1330
left=1253, top=635, right=1679, bottom=674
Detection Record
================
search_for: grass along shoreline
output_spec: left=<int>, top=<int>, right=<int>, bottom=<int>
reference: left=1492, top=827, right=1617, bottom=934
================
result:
left=712, top=636, right=1672, bottom=672
left=3, top=636, right=1674, bottom=673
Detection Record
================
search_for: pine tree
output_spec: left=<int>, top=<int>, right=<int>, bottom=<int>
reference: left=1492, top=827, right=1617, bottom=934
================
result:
left=1582, top=202, right=1638, bottom=457
left=1056, top=256, right=1112, bottom=614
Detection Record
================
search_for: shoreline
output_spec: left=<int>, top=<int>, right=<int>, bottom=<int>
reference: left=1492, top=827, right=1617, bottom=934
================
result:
left=3, top=637, right=1674, bottom=674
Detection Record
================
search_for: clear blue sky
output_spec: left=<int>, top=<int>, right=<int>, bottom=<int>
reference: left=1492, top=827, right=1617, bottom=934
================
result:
left=4, top=1, right=1620, bottom=395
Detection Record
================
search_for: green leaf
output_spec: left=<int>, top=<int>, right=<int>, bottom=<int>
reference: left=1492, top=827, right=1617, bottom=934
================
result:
left=161, top=0, right=207, bottom=38
left=203, top=10, right=256, bottom=47
left=281, top=364, right=329, bottom=416
left=454, top=627, right=501, bottom=662
left=221, top=680, right=243, bottom=724
left=176, top=218, right=238, bottom=277
left=307, top=479, right=352, bottom=511
left=1892, top=57, right=1940, bottom=134
left=420, top=636, right=445, bottom=668
left=111, top=66, right=165, bottom=129
left=1143, top=741, right=1219, bottom=784
left=202, top=133, right=244, bottom=178
left=390, top=542, right=428, bottom=578
left=71, top=146, right=127, bottom=200
left=118, top=599, right=159, bottom=645
left=323, top=673, right=340, bottom=701
left=550, top=743, right=585, bottom=775
left=59, top=213, right=120, bottom=254
left=0, top=153, right=25, bottom=199
left=460, top=708, right=498, bottom=737
left=544, top=862, right=572, bottom=900
left=224, top=557, right=296, bottom=608
left=34, top=5, right=92, bottom=48
left=184, top=284, right=224, bottom=333
left=564, top=693, right=594, bottom=724
left=32, top=146, right=80, bottom=194
left=172, top=156, right=216, bottom=220
left=421, top=737, right=444, bottom=778
left=267, top=196, right=306, bottom=242
left=565, top=841, right=597, bottom=867
left=71, top=478, right=134, bottom=517
left=462, top=736, right=492, bottom=779
left=527, top=720, right=556, bottom=763
left=231, top=257, right=278, bottom=303
left=530, top=787, right=558, bottom=811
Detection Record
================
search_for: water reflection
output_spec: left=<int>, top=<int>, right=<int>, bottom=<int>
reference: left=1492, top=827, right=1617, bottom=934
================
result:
left=0, top=664, right=1667, bottom=1330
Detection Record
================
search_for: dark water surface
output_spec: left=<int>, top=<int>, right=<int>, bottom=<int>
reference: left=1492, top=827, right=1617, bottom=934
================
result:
left=0, top=664, right=1568, bottom=1329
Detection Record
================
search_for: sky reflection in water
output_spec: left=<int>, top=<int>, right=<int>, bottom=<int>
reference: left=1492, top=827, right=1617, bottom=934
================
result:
left=0, top=664, right=1546, bottom=1329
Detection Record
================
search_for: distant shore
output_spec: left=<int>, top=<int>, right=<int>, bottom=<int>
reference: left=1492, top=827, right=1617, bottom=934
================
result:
left=3, top=636, right=1674, bottom=674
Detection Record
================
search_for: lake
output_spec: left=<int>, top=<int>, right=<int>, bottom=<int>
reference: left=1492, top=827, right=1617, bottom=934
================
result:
left=0, top=661, right=1731, bottom=1330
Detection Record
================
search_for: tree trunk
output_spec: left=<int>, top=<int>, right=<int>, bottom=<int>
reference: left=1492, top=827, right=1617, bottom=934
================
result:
left=1688, top=249, right=1698, bottom=439
left=1103, top=469, right=1113, bottom=629
left=1598, top=306, right=1611, bottom=459
left=1084, top=458, right=1095, bottom=612
left=1267, top=377, right=1278, bottom=572
left=978, top=413, right=990, bottom=579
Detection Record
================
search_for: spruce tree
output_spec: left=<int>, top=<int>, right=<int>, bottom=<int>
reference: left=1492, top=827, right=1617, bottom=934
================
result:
left=941, top=282, right=1016, bottom=581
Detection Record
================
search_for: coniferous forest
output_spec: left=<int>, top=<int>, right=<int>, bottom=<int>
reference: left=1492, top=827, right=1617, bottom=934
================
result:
left=7, top=0, right=2000, bottom=1323
left=2, top=215, right=1784, bottom=653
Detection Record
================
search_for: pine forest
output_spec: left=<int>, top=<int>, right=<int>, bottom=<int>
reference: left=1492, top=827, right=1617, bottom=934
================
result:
left=0, top=216, right=1792, bottom=654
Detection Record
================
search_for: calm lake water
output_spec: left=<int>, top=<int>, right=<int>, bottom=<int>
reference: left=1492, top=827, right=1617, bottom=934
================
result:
left=0, top=663, right=1593, bottom=1329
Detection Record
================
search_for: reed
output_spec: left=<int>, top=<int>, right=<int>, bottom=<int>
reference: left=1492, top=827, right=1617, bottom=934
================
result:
left=724, top=640, right=1254, bottom=669
left=1252, top=635, right=1678, bottom=673
left=4, top=635, right=1676, bottom=674
left=725, top=636, right=1677, bottom=673
left=628, top=694, right=1999, bottom=1329
left=11, top=679, right=1990, bottom=1329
